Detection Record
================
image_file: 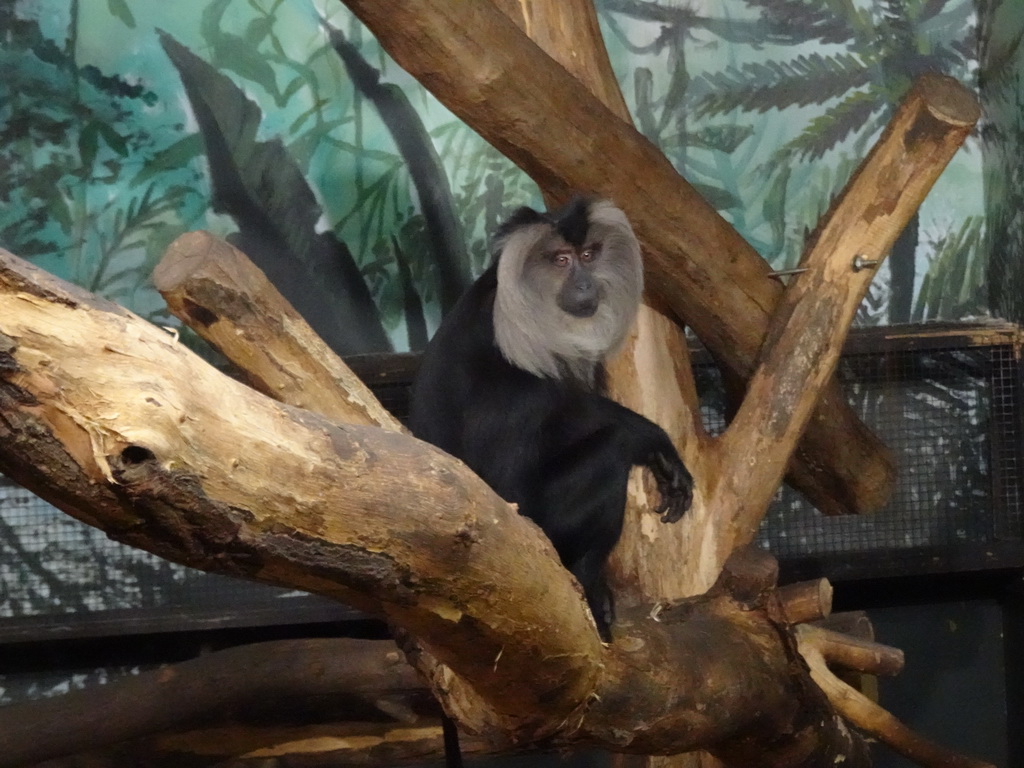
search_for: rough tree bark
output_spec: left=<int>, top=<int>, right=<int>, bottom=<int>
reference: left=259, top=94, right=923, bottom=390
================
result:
left=0, top=66, right=988, bottom=768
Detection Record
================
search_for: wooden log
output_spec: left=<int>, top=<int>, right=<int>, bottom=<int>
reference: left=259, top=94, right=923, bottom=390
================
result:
left=29, top=722, right=491, bottom=768
left=716, top=72, right=980, bottom=548
left=153, top=232, right=402, bottom=432
left=491, top=0, right=630, bottom=119
left=776, top=578, right=834, bottom=624
left=717, top=546, right=780, bottom=604
left=0, top=247, right=601, bottom=737
left=337, top=0, right=895, bottom=517
left=158, top=721, right=481, bottom=767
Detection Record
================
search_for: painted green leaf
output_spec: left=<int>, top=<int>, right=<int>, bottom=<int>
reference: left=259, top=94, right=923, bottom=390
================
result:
left=96, top=122, right=129, bottom=157
left=158, top=30, right=391, bottom=353
left=131, top=134, right=205, bottom=185
left=78, top=122, right=100, bottom=169
left=106, top=0, right=136, bottom=28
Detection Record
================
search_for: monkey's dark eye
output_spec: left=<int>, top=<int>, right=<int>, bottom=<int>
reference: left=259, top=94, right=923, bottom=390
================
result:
left=580, top=243, right=601, bottom=262
left=552, top=252, right=572, bottom=267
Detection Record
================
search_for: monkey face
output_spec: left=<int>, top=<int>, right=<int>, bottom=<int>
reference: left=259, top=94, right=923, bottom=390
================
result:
left=532, top=243, right=598, bottom=318
left=493, top=198, right=643, bottom=383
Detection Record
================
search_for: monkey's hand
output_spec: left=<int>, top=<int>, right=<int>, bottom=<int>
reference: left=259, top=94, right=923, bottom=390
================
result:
left=648, top=451, right=693, bottom=523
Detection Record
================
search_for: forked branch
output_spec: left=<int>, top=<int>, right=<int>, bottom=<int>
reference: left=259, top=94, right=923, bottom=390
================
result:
left=797, top=626, right=993, bottom=768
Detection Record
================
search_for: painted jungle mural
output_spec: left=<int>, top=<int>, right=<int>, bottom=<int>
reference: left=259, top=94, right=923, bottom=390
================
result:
left=3, top=0, right=1022, bottom=357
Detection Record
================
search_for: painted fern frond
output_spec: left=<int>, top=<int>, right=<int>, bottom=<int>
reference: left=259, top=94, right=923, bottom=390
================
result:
left=776, top=89, right=884, bottom=161
left=693, top=52, right=872, bottom=116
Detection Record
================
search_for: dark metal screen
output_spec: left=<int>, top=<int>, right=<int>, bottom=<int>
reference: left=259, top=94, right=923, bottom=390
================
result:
left=0, top=482, right=349, bottom=642
left=699, top=323, right=1023, bottom=579
left=756, top=342, right=1022, bottom=575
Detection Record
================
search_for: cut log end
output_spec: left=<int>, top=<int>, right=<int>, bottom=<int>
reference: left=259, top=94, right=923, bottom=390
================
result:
left=916, top=73, right=982, bottom=127
left=777, top=578, right=833, bottom=625
left=152, top=231, right=221, bottom=291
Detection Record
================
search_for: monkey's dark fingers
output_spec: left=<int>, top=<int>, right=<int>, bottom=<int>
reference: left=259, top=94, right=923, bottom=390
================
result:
left=658, top=486, right=692, bottom=523
left=649, top=452, right=693, bottom=523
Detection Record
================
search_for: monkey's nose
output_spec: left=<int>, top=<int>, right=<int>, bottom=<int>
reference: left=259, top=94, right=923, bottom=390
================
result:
left=562, top=284, right=599, bottom=317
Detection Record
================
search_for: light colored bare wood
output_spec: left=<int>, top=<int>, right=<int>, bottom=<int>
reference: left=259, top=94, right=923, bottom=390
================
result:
left=805, top=626, right=905, bottom=677
left=714, top=72, right=979, bottom=552
left=0, top=247, right=601, bottom=738
left=776, top=578, right=834, bottom=624
left=71, top=722, right=490, bottom=768
left=492, top=0, right=630, bottom=120
left=154, top=231, right=402, bottom=432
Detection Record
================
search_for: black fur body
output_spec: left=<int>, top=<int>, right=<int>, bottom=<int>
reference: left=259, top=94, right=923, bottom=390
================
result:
left=410, top=199, right=692, bottom=638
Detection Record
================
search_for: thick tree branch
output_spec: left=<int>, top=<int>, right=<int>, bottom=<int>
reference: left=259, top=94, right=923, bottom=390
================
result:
left=0, top=249, right=602, bottom=737
left=715, top=72, right=979, bottom=549
left=28, top=722, right=489, bottom=768
left=161, top=722, right=465, bottom=767
left=0, top=248, right=867, bottom=764
left=153, top=232, right=401, bottom=432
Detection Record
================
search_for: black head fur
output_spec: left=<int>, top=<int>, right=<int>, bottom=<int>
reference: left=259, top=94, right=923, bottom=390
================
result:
left=550, top=196, right=593, bottom=248
left=491, top=197, right=596, bottom=257
left=493, top=206, right=546, bottom=244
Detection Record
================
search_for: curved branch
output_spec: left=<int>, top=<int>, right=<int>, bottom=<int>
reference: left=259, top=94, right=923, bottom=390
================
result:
left=0, top=246, right=601, bottom=737
left=797, top=626, right=994, bottom=768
